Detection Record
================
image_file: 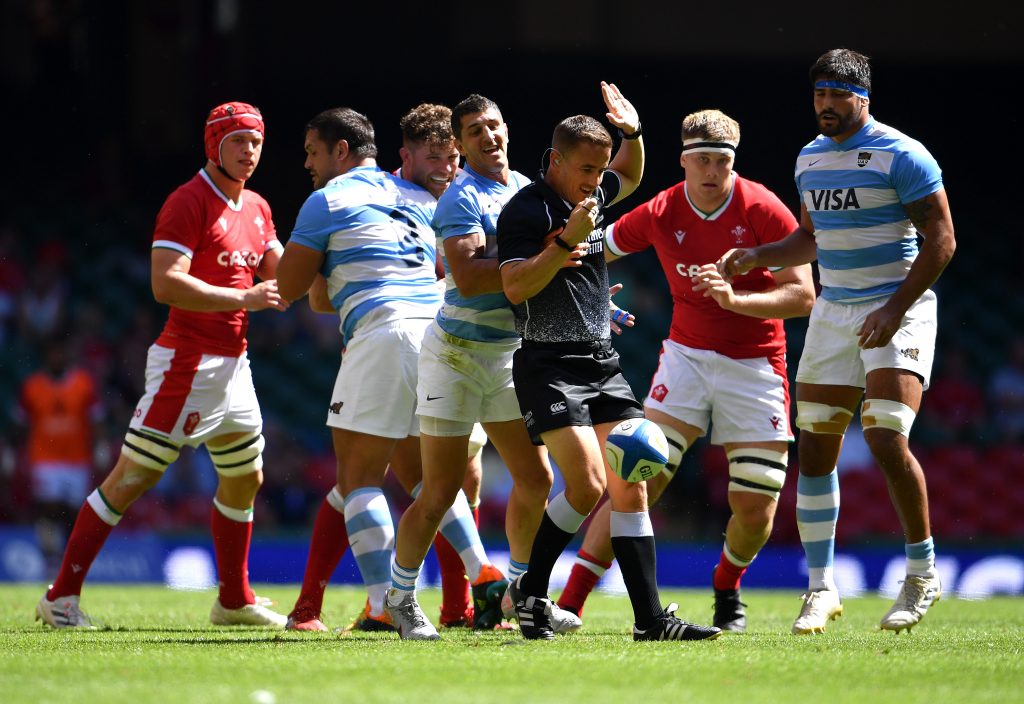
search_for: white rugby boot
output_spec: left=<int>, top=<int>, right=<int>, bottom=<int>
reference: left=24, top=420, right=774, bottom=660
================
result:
left=36, top=593, right=97, bottom=629
left=501, top=582, right=581, bottom=634
left=879, top=574, right=942, bottom=633
left=385, top=589, right=440, bottom=641
left=210, top=598, right=287, bottom=627
left=791, top=589, right=843, bottom=634
left=549, top=603, right=583, bottom=634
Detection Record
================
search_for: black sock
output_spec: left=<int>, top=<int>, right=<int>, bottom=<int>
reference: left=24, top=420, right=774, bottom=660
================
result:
left=521, top=512, right=576, bottom=598
left=611, top=535, right=664, bottom=629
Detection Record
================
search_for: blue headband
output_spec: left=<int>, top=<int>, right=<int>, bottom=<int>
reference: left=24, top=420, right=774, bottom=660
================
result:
left=814, top=79, right=869, bottom=98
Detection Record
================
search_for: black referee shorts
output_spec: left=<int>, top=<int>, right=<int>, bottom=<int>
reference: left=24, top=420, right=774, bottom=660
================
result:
left=512, top=338, right=643, bottom=445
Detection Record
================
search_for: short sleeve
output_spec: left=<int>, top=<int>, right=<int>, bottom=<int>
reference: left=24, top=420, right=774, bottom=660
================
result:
left=433, top=188, right=484, bottom=241
left=288, top=191, right=332, bottom=252
left=891, top=145, right=943, bottom=205
left=497, top=197, right=546, bottom=265
left=606, top=198, right=655, bottom=256
left=152, top=190, right=203, bottom=257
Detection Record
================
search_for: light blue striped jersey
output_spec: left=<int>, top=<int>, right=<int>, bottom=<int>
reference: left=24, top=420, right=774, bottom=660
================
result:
left=289, top=166, right=442, bottom=345
left=432, top=164, right=532, bottom=344
left=795, top=118, right=942, bottom=304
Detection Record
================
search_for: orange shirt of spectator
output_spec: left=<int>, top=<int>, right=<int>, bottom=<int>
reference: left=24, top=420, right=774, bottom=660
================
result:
left=20, top=367, right=98, bottom=465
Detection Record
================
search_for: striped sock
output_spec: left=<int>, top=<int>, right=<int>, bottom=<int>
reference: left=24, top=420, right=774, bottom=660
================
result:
left=387, top=561, right=420, bottom=606
left=507, top=559, right=529, bottom=583
left=796, top=470, right=840, bottom=592
left=906, top=536, right=936, bottom=577
left=344, top=488, right=394, bottom=617
left=557, top=550, right=612, bottom=616
left=437, top=490, right=488, bottom=583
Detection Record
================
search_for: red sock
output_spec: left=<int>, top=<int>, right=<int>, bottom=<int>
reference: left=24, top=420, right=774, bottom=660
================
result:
left=48, top=501, right=115, bottom=599
left=434, top=532, right=471, bottom=623
left=210, top=505, right=255, bottom=609
left=291, top=496, right=349, bottom=620
left=713, top=552, right=749, bottom=591
left=472, top=505, right=480, bottom=528
left=556, top=550, right=612, bottom=617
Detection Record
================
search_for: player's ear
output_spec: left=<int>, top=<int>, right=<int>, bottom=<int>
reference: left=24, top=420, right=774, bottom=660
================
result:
left=334, top=139, right=350, bottom=161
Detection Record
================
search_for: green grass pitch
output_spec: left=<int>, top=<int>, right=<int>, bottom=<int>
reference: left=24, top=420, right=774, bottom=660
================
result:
left=1, top=584, right=1021, bottom=704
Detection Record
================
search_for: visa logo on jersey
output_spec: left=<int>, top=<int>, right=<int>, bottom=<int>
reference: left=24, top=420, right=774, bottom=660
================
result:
left=808, top=188, right=861, bottom=211
left=217, top=250, right=262, bottom=268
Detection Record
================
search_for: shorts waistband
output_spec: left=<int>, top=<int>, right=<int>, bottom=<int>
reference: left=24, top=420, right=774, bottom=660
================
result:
left=432, top=321, right=518, bottom=353
left=520, top=338, right=612, bottom=353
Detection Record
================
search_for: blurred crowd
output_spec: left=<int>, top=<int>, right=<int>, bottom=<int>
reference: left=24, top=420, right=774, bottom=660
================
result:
left=2, top=216, right=1023, bottom=558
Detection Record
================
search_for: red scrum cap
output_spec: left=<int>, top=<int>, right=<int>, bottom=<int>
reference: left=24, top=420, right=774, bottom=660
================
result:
left=204, top=102, right=264, bottom=166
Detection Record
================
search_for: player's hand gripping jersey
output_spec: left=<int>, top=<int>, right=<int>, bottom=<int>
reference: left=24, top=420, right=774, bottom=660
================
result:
left=606, top=175, right=798, bottom=358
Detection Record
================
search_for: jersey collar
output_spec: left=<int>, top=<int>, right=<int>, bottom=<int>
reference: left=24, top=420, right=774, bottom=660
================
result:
left=682, top=176, right=735, bottom=221
left=198, top=169, right=244, bottom=211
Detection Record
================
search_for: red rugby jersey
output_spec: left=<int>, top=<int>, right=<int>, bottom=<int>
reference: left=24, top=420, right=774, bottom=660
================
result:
left=152, top=170, right=278, bottom=356
left=607, top=175, right=798, bottom=359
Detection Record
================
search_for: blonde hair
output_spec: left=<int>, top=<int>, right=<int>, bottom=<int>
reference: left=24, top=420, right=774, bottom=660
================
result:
left=681, top=109, right=740, bottom=147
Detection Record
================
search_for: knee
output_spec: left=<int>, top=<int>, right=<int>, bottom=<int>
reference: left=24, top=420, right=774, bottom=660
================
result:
left=730, top=493, right=776, bottom=535
left=417, top=484, right=462, bottom=525
left=515, top=466, right=554, bottom=500
left=218, top=469, right=263, bottom=506
left=567, top=478, right=605, bottom=515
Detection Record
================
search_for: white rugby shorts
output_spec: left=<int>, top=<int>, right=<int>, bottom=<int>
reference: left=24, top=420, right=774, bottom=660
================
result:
left=417, top=321, right=522, bottom=425
left=327, top=317, right=432, bottom=438
left=130, top=344, right=261, bottom=446
left=796, top=290, right=937, bottom=390
left=644, top=339, right=793, bottom=444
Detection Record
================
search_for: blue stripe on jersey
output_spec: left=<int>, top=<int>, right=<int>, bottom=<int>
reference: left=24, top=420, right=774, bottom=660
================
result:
left=441, top=317, right=519, bottom=343
left=453, top=291, right=510, bottom=311
left=821, top=280, right=902, bottom=303
left=799, top=168, right=899, bottom=191
left=331, top=276, right=437, bottom=310
left=818, top=239, right=917, bottom=270
left=341, top=287, right=440, bottom=342
left=809, top=203, right=912, bottom=230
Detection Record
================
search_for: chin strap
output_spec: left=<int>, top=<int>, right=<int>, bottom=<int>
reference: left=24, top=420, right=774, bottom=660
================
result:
left=217, top=164, right=244, bottom=182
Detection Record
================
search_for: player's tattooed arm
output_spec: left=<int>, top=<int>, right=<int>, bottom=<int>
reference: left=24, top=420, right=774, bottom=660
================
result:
left=904, top=196, right=935, bottom=233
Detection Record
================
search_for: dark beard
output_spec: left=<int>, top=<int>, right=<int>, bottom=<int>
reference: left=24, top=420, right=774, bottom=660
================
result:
left=817, top=109, right=859, bottom=137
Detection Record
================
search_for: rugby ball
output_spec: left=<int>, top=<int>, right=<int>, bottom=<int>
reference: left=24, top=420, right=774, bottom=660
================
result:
left=604, top=419, right=669, bottom=483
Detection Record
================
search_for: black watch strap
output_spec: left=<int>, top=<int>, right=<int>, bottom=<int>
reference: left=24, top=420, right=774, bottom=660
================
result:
left=552, top=234, right=573, bottom=251
left=619, top=123, right=642, bottom=140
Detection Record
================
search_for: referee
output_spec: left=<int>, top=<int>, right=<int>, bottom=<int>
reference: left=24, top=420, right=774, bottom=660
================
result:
left=497, top=82, right=720, bottom=642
